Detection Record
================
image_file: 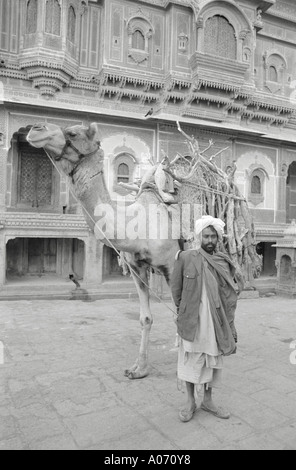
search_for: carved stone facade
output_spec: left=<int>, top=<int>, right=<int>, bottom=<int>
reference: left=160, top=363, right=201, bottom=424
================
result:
left=0, top=0, right=296, bottom=289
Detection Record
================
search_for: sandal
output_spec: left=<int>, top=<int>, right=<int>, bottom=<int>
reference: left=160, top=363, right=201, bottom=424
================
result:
left=179, top=404, right=197, bottom=423
left=201, top=403, right=230, bottom=420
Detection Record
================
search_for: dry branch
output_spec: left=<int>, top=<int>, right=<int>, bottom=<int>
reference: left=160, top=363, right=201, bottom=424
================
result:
left=169, top=122, right=263, bottom=288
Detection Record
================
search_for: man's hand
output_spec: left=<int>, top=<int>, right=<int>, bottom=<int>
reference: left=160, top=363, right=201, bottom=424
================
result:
left=173, top=309, right=179, bottom=325
left=231, top=325, right=238, bottom=343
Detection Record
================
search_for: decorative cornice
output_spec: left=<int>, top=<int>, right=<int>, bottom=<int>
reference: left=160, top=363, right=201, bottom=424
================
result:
left=135, top=0, right=275, bottom=14
left=255, top=223, right=286, bottom=236
left=0, top=69, right=27, bottom=80
left=268, top=1, right=296, bottom=23
left=0, top=213, right=89, bottom=232
left=135, top=0, right=197, bottom=8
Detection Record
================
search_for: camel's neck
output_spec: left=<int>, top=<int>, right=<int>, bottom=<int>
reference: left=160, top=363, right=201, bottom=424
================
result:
left=70, top=154, right=131, bottom=251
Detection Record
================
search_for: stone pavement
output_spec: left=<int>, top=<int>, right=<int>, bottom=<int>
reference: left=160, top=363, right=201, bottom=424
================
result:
left=0, top=296, right=296, bottom=451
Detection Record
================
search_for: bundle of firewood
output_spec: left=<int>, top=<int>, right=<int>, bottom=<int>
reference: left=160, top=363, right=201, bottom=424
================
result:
left=164, top=122, right=262, bottom=290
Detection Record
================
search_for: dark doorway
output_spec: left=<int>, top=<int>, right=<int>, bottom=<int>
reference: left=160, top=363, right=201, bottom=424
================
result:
left=72, top=239, right=85, bottom=279
left=256, top=242, right=277, bottom=277
left=103, top=246, right=123, bottom=279
left=28, top=238, right=57, bottom=274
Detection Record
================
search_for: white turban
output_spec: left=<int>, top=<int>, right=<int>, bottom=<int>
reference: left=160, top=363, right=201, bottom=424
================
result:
left=195, top=216, right=225, bottom=239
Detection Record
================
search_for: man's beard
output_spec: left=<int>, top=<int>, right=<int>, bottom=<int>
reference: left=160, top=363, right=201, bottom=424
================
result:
left=202, top=244, right=216, bottom=254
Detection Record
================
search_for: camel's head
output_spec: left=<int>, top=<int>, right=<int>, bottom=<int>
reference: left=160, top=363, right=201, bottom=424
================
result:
left=27, top=122, right=102, bottom=166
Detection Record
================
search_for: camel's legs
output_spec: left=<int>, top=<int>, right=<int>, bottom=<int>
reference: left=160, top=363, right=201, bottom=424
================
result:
left=125, top=268, right=153, bottom=380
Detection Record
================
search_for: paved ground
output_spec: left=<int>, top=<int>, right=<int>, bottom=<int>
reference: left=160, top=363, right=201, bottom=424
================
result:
left=0, top=295, right=296, bottom=451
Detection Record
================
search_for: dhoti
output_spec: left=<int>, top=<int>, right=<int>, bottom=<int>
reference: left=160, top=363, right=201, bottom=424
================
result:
left=177, top=280, right=223, bottom=391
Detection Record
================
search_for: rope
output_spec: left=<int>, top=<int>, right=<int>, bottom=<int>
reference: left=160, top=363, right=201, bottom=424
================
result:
left=45, top=150, right=177, bottom=316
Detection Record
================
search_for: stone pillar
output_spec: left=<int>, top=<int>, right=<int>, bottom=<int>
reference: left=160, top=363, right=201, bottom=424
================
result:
left=83, top=234, right=103, bottom=287
left=0, top=230, right=6, bottom=288
left=0, top=106, right=8, bottom=213
left=275, top=175, right=288, bottom=223
left=275, top=163, right=288, bottom=224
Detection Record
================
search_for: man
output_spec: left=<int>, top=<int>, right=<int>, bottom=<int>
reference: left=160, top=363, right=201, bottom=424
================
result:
left=171, top=215, right=239, bottom=423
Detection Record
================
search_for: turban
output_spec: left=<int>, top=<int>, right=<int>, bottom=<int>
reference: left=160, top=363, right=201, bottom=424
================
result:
left=195, top=216, right=225, bottom=239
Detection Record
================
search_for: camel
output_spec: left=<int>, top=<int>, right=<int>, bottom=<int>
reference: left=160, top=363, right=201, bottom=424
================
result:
left=27, top=122, right=182, bottom=379
left=26, top=122, right=261, bottom=379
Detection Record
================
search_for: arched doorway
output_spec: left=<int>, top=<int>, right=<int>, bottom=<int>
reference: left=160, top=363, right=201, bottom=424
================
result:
left=286, top=162, right=296, bottom=223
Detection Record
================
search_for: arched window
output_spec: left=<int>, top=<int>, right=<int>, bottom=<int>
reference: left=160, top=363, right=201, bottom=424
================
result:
left=251, top=175, right=262, bottom=195
left=68, top=5, right=76, bottom=43
left=132, top=30, right=145, bottom=50
left=45, top=0, right=61, bottom=36
left=113, top=153, right=136, bottom=194
left=249, top=168, right=266, bottom=205
left=269, top=66, right=278, bottom=82
left=204, top=15, right=236, bottom=60
left=280, top=255, right=293, bottom=285
left=26, top=0, right=38, bottom=34
left=117, top=163, right=130, bottom=184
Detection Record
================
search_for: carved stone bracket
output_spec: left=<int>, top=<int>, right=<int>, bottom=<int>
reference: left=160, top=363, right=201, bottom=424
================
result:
left=79, top=0, right=89, bottom=15
left=19, top=60, right=74, bottom=97
left=0, top=56, right=6, bottom=68
left=253, top=8, right=263, bottom=30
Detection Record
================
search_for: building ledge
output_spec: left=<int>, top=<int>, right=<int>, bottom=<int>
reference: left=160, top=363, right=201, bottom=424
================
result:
left=0, top=213, right=90, bottom=234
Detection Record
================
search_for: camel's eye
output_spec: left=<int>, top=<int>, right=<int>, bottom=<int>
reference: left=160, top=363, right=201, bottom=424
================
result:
left=67, top=131, right=77, bottom=138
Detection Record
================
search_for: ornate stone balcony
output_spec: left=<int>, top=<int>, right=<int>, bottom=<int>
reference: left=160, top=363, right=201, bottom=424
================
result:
left=189, top=53, right=250, bottom=92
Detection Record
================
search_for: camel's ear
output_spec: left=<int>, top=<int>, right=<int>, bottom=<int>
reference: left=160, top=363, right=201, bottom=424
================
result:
left=86, top=123, right=101, bottom=141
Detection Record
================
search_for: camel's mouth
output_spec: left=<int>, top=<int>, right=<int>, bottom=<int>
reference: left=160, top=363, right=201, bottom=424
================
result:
left=27, top=124, right=66, bottom=152
left=27, top=125, right=50, bottom=146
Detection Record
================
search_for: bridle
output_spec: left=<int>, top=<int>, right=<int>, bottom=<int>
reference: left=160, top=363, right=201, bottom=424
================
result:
left=54, top=129, right=102, bottom=182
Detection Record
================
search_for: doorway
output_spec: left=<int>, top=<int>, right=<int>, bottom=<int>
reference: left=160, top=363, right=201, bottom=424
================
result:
left=28, top=238, right=57, bottom=274
left=256, top=242, right=277, bottom=277
left=103, top=246, right=123, bottom=280
left=6, top=238, right=58, bottom=277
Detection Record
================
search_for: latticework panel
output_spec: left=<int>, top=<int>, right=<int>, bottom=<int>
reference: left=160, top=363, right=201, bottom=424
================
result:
left=19, top=150, right=53, bottom=206
left=204, top=15, right=237, bottom=60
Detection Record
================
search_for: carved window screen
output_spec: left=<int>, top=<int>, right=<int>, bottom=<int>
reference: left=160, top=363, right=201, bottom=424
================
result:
left=132, top=30, right=145, bottom=51
left=18, top=146, right=53, bottom=208
left=0, top=0, right=9, bottom=48
left=45, top=0, right=61, bottom=36
left=68, top=6, right=76, bottom=43
left=117, top=163, right=130, bottom=184
left=26, top=0, right=38, bottom=34
left=204, top=15, right=236, bottom=60
left=80, top=4, right=101, bottom=68
left=251, top=175, right=261, bottom=194
left=0, top=0, right=19, bottom=52
left=248, top=169, right=265, bottom=206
